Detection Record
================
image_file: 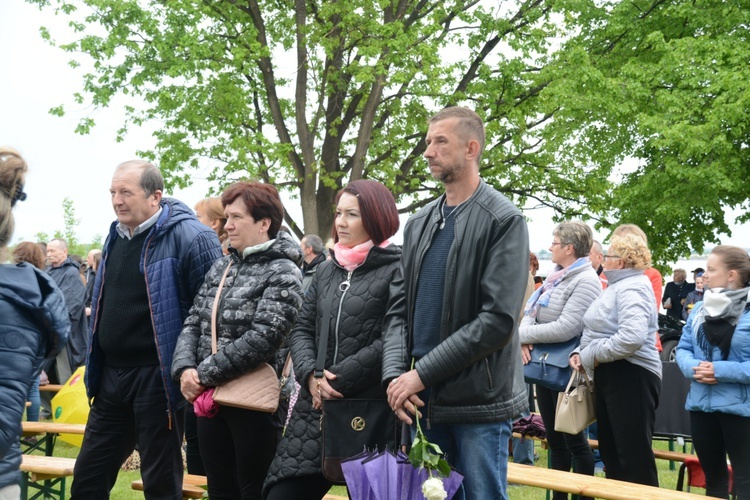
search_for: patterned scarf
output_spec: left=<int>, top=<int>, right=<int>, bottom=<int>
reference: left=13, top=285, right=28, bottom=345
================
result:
left=696, top=287, right=750, bottom=361
left=333, top=239, right=390, bottom=272
left=524, top=257, right=591, bottom=318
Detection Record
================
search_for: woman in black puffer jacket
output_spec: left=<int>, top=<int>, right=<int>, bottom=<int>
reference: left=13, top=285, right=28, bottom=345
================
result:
left=263, top=180, right=401, bottom=499
left=172, top=182, right=303, bottom=500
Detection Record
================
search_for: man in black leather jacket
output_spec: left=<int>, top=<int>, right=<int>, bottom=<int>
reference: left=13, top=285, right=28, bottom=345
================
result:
left=383, top=107, right=529, bottom=500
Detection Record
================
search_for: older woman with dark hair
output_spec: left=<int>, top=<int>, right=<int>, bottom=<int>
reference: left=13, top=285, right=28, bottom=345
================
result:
left=264, top=179, right=401, bottom=499
left=519, top=221, right=601, bottom=499
left=570, top=234, right=662, bottom=487
left=172, top=181, right=304, bottom=500
left=0, top=148, right=69, bottom=498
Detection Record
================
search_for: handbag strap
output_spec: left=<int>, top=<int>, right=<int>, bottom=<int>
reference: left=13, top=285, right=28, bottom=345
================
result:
left=211, top=260, right=234, bottom=355
left=314, top=283, right=339, bottom=379
left=565, top=369, right=593, bottom=393
left=282, top=351, right=293, bottom=379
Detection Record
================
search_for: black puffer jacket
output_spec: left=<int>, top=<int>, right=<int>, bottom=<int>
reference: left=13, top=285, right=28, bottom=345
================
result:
left=263, top=244, right=401, bottom=495
left=172, top=232, right=303, bottom=387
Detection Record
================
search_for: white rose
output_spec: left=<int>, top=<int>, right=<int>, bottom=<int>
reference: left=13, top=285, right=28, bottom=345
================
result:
left=421, top=476, right=447, bottom=500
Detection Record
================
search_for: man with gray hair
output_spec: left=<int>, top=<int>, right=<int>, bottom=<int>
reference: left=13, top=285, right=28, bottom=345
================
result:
left=300, top=234, right=326, bottom=294
left=71, top=160, right=222, bottom=499
left=590, top=240, right=608, bottom=289
left=45, top=238, right=88, bottom=377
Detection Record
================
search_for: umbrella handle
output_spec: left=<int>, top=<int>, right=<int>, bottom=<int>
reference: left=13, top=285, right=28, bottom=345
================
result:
left=400, top=421, right=411, bottom=453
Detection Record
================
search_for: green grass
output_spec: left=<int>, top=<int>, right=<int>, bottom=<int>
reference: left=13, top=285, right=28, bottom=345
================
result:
left=33, top=439, right=703, bottom=499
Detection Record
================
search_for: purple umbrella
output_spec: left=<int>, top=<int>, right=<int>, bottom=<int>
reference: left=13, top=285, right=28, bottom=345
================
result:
left=342, top=449, right=379, bottom=500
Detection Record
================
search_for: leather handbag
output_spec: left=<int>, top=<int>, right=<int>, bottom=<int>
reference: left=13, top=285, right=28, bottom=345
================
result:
left=321, top=398, right=397, bottom=484
left=523, top=336, right=579, bottom=392
left=315, top=282, right=397, bottom=484
left=554, top=371, right=596, bottom=434
left=210, top=261, right=280, bottom=413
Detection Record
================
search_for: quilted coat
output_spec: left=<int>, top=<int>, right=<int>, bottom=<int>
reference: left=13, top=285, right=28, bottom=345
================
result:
left=0, top=263, right=69, bottom=488
left=263, top=244, right=401, bottom=495
left=171, top=232, right=304, bottom=387
left=85, top=198, right=223, bottom=415
left=676, top=301, right=750, bottom=417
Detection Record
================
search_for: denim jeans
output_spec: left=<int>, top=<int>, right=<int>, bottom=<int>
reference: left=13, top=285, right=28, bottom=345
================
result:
left=26, top=376, right=41, bottom=422
left=413, top=417, right=513, bottom=500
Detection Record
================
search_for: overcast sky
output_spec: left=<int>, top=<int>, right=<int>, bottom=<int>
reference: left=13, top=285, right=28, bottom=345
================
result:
left=2, top=1, right=746, bottom=259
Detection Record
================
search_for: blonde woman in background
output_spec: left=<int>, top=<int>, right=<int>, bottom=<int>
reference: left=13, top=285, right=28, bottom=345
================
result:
left=195, top=197, right=229, bottom=254
left=570, top=234, right=662, bottom=486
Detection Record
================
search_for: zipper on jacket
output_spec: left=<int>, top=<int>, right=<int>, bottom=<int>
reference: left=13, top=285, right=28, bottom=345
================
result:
left=333, top=271, right=353, bottom=364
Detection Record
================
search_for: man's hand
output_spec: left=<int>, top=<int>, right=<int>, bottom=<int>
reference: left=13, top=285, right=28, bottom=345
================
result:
left=308, top=370, right=343, bottom=411
left=179, top=368, right=204, bottom=403
left=521, top=344, right=533, bottom=364
left=387, top=369, right=426, bottom=425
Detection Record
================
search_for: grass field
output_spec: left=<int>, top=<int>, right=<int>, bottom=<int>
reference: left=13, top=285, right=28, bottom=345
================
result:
left=36, top=438, right=701, bottom=499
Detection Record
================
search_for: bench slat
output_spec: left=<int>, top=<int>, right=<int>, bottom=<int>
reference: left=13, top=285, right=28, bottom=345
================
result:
left=21, top=455, right=76, bottom=479
left=508, top=463, right=703, bottom=499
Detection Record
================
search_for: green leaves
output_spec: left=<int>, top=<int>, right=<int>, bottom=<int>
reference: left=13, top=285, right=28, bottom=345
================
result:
left=408, top=421, right=451, bottom=478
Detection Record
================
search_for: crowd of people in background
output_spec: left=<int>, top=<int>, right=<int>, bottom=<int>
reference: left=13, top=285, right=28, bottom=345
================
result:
left=1, top=106, right=748, bottom=500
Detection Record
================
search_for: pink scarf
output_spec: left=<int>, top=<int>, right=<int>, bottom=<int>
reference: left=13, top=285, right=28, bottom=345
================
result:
left=334, top=239, right=391, bottom=271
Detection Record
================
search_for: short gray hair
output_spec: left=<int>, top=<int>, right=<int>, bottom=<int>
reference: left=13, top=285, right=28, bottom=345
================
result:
left=117, top=160, right=164, bottom=196
left=591, top=240, right=603, bottom=256
left=49, top=238, right=69, bottom=251
left=553, top=221, right=593, bottom=259
left=303, top=234, right=324, bottom=255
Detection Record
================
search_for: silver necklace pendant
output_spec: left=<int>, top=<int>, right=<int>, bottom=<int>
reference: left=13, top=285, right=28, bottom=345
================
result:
left=439, top=220, right=446, bottom=230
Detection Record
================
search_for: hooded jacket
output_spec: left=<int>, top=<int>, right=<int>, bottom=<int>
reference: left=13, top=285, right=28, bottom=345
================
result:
left=264, top=244, right=401, bottom=493
left=382, top=180, right=529, bottom=425
left=85, top=198, right=223, bottom=416
left=0, top=263, right=69, bottom=488
left=46, top=257, right=87, bottom=370
left=676, top=302, right=750, bottom=417
left=171, top=232, right=304, bottom=386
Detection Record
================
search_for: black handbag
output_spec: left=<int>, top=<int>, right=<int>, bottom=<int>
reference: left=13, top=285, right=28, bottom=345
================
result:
left=523, top=336, right=579, bottom=392
left=321, top=398, right=397, bottom=483
left=315, top=283, right=397, bottom=484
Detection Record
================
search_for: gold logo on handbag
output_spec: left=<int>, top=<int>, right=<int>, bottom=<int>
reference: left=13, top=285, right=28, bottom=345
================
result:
left=351, top=416, right=366, bottom=431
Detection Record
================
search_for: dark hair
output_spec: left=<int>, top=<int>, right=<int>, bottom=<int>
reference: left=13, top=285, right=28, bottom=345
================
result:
left=711, top=245, right=750, bottom=286
left=0, top=147, right=28, bottom=258
left=221, top=182, right=284, bottom=238
left=332, top=180, right=399, bottom=246
left=12, top=241, right=45, bottom=269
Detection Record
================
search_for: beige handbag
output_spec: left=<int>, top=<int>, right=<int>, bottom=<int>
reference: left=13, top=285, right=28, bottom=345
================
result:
left=210, top=261, right=280, bottom=413
left=554, top=370, right=596, bottom=434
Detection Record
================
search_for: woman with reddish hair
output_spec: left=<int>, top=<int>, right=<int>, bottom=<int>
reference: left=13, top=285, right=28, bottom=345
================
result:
left=173, top=181, right=304, bottom=499
left=264, top=179, right=401, bottom=499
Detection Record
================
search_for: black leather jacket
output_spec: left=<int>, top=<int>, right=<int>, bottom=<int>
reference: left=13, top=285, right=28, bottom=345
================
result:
left=382, top=181, right=529, bottom=424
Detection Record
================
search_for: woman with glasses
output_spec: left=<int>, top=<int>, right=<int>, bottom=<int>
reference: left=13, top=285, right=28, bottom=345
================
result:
left=519, top=221, right=601, bottom=499
left=570, top=234, right=662, bottom=486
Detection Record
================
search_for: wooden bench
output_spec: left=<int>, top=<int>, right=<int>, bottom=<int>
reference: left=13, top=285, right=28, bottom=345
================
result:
left=38, top=384, right=64, bottom=393
left=589, top=438, right=694, bottom=464
left=20, top=454, right=76, bottom=500
left=132, top=474, right=207, bottom=499
left=21, top=422, right=86, bottom=456
left=508, top=462, right=704, bottom=499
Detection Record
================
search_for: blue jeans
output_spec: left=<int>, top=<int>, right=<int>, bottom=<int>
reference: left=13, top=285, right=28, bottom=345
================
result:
left=27, top=376, right=41, bottom=422
left=413, top=417, right=513, bottom=500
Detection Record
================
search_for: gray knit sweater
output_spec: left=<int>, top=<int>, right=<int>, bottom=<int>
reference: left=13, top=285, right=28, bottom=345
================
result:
left=519, top=263, right=601, bottom=344
left=575, top=268, right=662, bottom=378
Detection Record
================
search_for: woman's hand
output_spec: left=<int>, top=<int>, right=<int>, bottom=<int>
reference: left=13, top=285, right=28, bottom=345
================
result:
left=179, top=368, right=205, bottom=403
left=521, top=344, right=533, bottom=365
left=308, top=370, right=344, bottom=411
left=692, top=361, right=717, bottom=384
left=569, top=354, right=585, bottom=373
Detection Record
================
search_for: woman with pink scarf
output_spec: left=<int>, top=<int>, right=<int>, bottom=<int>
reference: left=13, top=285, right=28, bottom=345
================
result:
left=264, top=180, right=401, bottom=499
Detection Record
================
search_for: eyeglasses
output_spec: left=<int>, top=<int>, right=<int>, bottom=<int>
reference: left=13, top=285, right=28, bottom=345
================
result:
left=603, top=254, right=621, bottom=259
left=551, top=241, right=567, bottom=247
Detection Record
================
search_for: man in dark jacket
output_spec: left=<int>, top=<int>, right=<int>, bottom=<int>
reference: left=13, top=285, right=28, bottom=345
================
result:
left=45, top=238, right=88, bottom=377
left=383, top=107, right=529, bottom=500
left=71, top=161, right=222, bottom=499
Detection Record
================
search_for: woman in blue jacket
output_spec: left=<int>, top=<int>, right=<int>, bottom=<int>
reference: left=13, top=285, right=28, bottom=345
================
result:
left=0, top=147, right=70, bottom=498
left=676, top=245, right=750, bottom=498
